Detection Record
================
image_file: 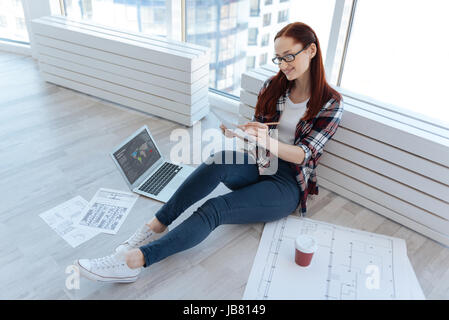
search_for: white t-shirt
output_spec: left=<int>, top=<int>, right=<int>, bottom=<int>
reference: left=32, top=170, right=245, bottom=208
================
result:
left=277, top=96, right=309, bottom=145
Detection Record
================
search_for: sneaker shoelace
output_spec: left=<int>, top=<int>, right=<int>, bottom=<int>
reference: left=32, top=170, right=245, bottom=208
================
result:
left=91, top=254, right=124, bottom=270
left=127, top=229, right=153, bottom=247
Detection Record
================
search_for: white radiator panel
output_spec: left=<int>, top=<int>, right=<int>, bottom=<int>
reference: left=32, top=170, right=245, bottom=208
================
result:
left=34, top=40, right=209, bottom=94
left=41, top=72, right=209, bottom=126
left=39, top=62, right=208, bottom=116
left=318, top=176, right=449, bottom=247
left=324, top=139, right=449, bottom=203
left=32, top=18, right=205, bottom=71
left=31, top=16, right=210, bottom=126
left=333, top=127, right=449, bottom=186
left=319, top=152, right=449, bottom=219
left=34, top=34, right=208, bottom=83
left=38, top=55, right=208, bottom=106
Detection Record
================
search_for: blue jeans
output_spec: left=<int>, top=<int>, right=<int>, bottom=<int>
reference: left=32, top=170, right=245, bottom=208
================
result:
left=139, top=150, right=300, bottom=267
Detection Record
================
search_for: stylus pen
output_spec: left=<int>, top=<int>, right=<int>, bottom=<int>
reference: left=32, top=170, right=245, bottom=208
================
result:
left=240, top=122, right=280, bottom=126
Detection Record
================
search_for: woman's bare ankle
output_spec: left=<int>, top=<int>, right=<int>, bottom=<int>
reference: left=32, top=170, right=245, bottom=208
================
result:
left=125, top=249, right=145, bottom=269
left=146, top=218, right=167, bottom=234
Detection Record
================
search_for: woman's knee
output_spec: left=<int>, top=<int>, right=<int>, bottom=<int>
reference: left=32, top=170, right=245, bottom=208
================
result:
left=284, top=191, right=300, bottom=215
left=194, top=197, right=227, bottom=230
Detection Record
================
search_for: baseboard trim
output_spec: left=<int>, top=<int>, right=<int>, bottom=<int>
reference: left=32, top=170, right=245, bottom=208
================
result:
left=0, top=40, right=32, bottom=56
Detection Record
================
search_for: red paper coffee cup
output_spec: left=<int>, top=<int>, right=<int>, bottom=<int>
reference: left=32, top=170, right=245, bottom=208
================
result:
left=294, top=235, right=317, bottom=267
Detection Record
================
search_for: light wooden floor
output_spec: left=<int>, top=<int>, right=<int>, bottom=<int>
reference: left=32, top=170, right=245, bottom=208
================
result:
left=0, top=51, right=448, bottom=300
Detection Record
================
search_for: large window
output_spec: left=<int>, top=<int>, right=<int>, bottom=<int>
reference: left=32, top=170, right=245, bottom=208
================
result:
left=7, top=0, right=444, bottom=126
left=63, top=0, right=167, bottom=36
left=4, top=0, right=444, bottom=132
left=184, top=0, right=336, bottom=96
left=56, top=0, right=336, bottom=97
left=341, top=0, right=449, bottom=123
left=186, top=0, right=248, bottom=95
left=0, top=0, right=29, bottom=43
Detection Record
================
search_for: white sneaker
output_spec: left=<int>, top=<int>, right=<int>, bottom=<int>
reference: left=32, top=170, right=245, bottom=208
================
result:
left=115, top=224, right=168, bottom=254
left=75, top=253, right=141, bottom=283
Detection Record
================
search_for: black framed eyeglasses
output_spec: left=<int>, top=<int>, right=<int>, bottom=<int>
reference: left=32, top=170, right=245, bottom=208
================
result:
left=272, top=44, right=310, bottom=65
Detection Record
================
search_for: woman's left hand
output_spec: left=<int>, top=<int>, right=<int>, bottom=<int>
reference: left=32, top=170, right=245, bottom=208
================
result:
left=238, top=122, right=271, bottom=149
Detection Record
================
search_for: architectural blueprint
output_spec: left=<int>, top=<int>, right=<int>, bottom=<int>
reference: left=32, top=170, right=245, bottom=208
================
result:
left=39, top=196, right=100, bottom=248
left=243, top=216, right=425, bottom=300
left=77, top=188, right=138, bottom=235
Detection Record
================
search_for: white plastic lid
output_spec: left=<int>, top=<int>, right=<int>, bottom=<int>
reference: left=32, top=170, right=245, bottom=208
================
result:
left=295, top=235, right=317, bottom=254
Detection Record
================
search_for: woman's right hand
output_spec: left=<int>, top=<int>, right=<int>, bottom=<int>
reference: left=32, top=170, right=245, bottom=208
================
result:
left=220, top=124, right=236, bottom=138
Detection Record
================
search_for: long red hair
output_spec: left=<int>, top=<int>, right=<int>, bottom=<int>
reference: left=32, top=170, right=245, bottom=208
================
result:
left=255, top=22, right=341, bottom=122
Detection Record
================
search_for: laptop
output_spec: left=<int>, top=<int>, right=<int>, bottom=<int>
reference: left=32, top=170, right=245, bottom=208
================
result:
left=110, top=125, right=196, bottom=202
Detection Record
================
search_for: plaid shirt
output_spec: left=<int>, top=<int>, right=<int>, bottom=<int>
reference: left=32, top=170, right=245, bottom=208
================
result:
left=251, top=78, right=344, bottom=216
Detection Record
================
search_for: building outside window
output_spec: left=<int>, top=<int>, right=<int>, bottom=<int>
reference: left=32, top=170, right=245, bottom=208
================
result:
left=0, top=0, right=29, bottom=43
left=246, top=56, right=256, bottom=70
left=248, top=28, right=258, bottom=46
left=0, top=16, right=7, bottom=28
left=250, top=0, right=260, bottom=17
left=259, top=52, right=267, bottom=66
left=186, top=0, right=248, bottom=95
left=186, top=1, right=217, bottom=36
left=261, top=33, right=270, bottom=47
left=263, top=13, right=271, bottom=27
left=278, top=9, right=289, bottom=23
left=63, top=0, right=167, bottom=36
left=15, top=17, right=25, bottom=31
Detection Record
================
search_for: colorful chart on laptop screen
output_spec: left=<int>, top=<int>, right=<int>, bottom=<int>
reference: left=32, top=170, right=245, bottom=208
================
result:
left=131, top=142, right=153, bottom=164
left=113, top=129, right=162, bottom=185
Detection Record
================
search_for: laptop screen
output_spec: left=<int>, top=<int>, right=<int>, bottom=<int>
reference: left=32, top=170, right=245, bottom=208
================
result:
left=113, top=128, right=162, bottom=185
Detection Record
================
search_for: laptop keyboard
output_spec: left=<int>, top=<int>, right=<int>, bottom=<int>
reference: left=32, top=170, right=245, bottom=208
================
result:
left=138, top=162, right=183, bottom=196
